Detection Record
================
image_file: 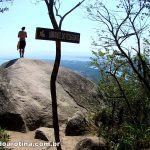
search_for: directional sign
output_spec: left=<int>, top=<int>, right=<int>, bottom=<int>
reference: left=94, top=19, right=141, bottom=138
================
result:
left=35, top=27, right=80, bottom=43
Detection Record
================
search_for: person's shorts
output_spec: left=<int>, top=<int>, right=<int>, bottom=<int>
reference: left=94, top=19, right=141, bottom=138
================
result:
left=19, top=40, right=26, bottom=49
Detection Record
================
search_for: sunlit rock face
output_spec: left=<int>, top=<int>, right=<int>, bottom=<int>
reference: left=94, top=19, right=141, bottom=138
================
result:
left=0, top=58, right=104, bottom=132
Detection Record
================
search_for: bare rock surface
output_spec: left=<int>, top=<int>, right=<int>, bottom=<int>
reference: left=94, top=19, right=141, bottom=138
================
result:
left=65, top=111, right=89, bottom=136
left=6, top=128, right=105, bottom=150
left=0, top=58, right=104, bottom=132
left=35, top=127, right=54, bottom=141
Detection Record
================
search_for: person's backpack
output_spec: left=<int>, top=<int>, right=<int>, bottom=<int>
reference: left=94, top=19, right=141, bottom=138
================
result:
left=17, top=41, right=20, bottom=50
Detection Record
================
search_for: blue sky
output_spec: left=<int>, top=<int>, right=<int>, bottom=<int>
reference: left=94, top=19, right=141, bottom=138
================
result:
left=0, top=0, right=96, bottom=60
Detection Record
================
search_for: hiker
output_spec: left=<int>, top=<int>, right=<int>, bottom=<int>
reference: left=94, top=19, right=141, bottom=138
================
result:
left=18, top=27, right=27, bottom=58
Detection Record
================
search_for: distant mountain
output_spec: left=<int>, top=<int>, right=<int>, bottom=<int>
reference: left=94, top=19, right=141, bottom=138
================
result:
left=60, top=60, right=100, bottom=83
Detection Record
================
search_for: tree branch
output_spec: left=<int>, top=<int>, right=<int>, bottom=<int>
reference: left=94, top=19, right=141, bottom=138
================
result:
left=54, top=0, right=62, bottom=19
left=44, top=0, right=59, bottom=29
left=115, top=9, right=130, bottom=39
left=108, top=70, right=135, bottom=123
left=59, top=0, right=85, bottom=29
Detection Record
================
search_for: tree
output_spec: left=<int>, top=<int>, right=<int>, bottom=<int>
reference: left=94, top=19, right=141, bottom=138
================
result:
left=86, top=0, right=150, bottom=148
left=87, top=0, right=150, bottom=93
left=0, top=0, right=13, bottom=13
left=43, top=1, right=84, bottom=150
left=86, top=0, right=150, bottom=103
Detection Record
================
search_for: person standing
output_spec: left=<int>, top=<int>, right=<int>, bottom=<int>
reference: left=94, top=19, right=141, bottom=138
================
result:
left=18, top=27, right=27, bottom=58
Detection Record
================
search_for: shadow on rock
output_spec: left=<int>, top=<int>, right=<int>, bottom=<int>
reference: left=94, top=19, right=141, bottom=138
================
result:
left=1, top=59, right=19, bottom=68
left=0, top=112, right=27, bottom=132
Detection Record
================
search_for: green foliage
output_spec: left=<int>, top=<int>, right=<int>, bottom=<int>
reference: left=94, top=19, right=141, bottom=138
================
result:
left=87, top=0, right=150, bottom=149
left=90, top=49, right=150, bottom=148
left=90, top=48, right=150, bottom=148
left=91, top=47, right=150, bottom=119
left=0, top=127, right=10, bottom=150
left=89, top=109, right=150, bottom=149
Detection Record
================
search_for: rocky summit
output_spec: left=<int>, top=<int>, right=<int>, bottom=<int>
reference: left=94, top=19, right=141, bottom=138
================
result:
left=0, top=58, right=104, bottom=132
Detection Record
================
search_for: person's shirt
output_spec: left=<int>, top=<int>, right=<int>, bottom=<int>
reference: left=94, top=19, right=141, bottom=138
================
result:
left=18, top=31, right=27, bottom=41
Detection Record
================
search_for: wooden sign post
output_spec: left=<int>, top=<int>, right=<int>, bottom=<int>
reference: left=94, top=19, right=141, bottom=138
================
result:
left=35, top=27, right=80, bottom=150
left=36, top=27, right=80, bottom=43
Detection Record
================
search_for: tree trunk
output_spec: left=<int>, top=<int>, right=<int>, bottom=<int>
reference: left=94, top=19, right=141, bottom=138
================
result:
left=50, top=40, right=62, bottom=150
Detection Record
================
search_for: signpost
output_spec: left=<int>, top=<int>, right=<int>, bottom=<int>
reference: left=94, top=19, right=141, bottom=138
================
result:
left=36, top=27, right=80, bottom=43
left=35, top=27, right=80, bottom=150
